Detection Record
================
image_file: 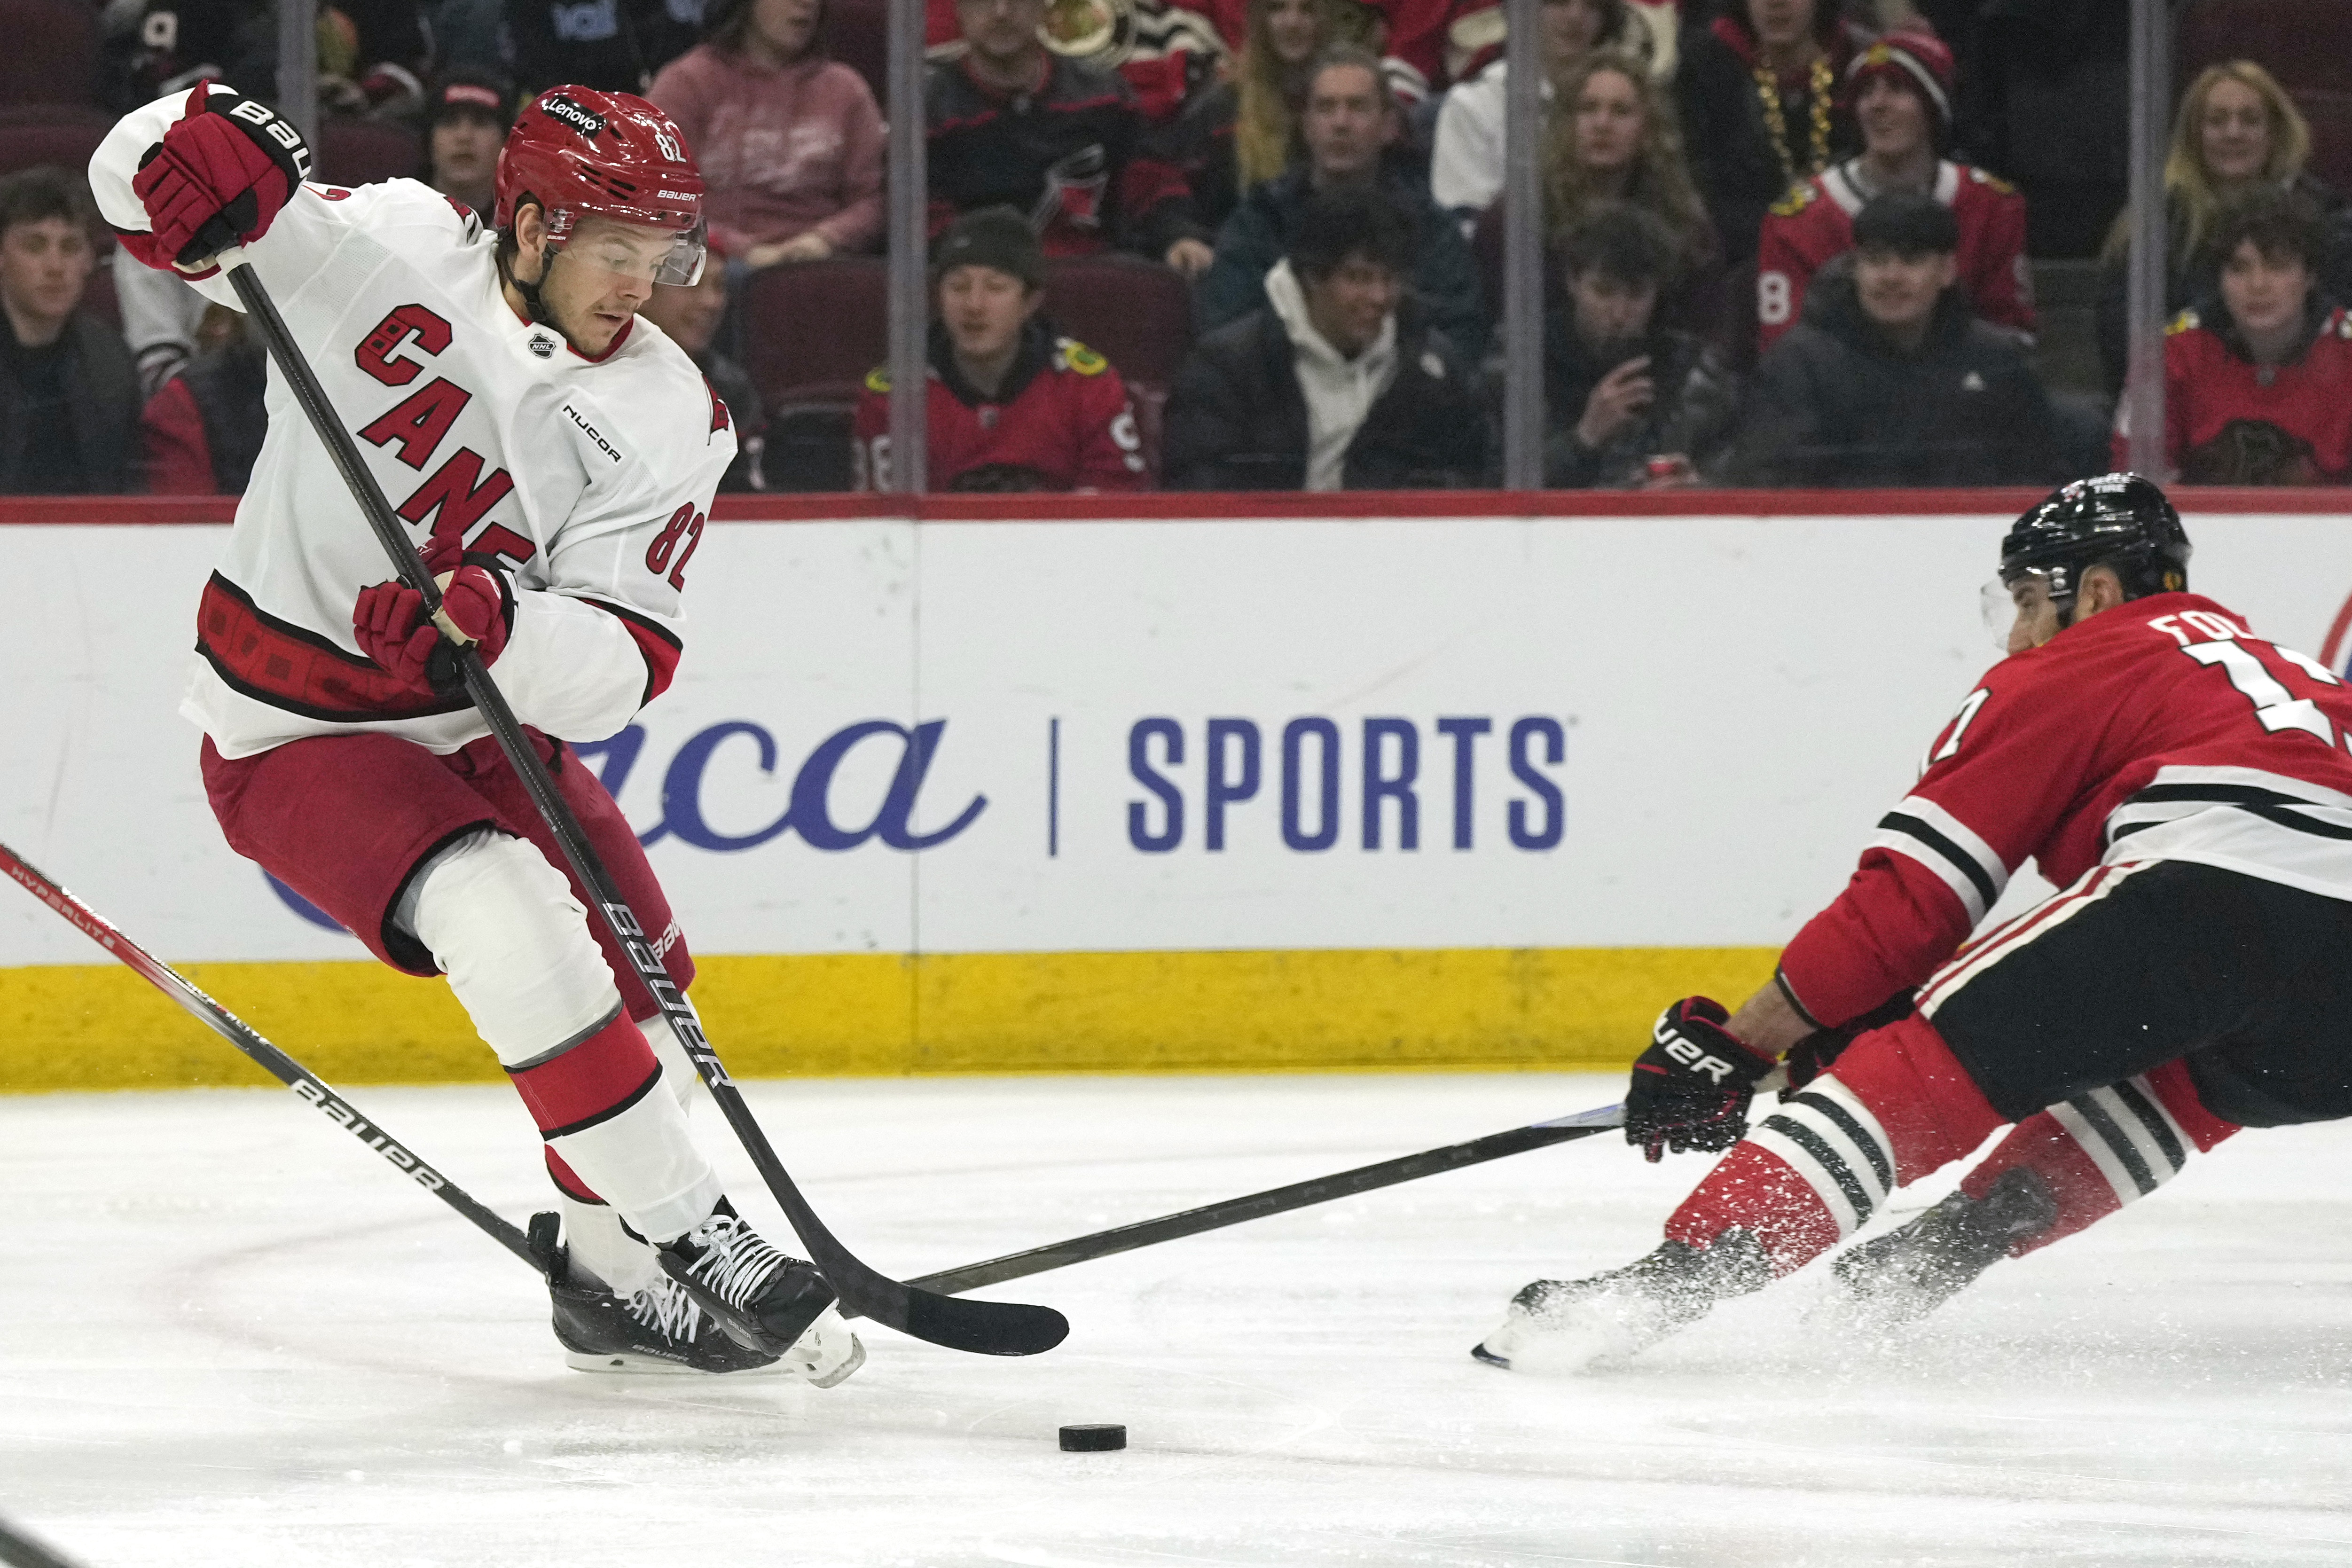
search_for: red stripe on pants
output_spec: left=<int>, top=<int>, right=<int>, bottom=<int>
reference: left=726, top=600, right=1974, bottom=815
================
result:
left=507, top=1012, right=660, bottom=1134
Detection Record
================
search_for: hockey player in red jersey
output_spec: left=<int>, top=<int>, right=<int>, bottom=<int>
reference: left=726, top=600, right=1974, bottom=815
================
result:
left=1755, top=32, right=2031, bottom=351
left=90, top=82, right=863, bottom=1384
left=853, top=207, right=1149, bottom=491
left=1475, top=474, right=2352, bottom=1372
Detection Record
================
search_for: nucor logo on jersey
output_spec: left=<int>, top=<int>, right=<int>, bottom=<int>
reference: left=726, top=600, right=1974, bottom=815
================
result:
left=541, top=94, right=608, bottom=137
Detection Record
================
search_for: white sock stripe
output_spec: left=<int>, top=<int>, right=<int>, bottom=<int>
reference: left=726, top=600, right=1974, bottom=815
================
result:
left=1921, top=862, right=2145, bottom=1017
left=1897, top=795, right=2009, bottom=904
left=1869, top=825, right=1991, bottom=923
left=1748, top=1122, right=1868, bottom=1237
left=2049, top=1098, right=2153, bottom=1206
left=1773, top=1091, right=1894, bottom=1201
left=2121, top=1073, right=2194, bottom=1165
left=2079, top=1085, right=2180, bottom=1185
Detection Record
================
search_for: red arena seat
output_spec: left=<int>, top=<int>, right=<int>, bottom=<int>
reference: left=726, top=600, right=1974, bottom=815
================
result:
left=0, top=0, right=100, bottom=107
left=824, top=0, right=890, bottom=109
left=0, top=107, right=110, bottom=182
left=741, top=256, right=887, bottom=490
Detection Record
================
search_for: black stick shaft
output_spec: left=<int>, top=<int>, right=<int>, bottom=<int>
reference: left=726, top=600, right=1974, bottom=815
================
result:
left=891, top=1105, right=1625, bottom=1303
left=0, top=839, right=543, bottom=1276
left=225, top=261, right=1064, bottom=1357
left=0, top=1513, right=83, bottom=1568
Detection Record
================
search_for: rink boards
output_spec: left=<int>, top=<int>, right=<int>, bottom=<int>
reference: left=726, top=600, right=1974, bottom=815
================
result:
left=6, top=494, right=2351, bottom=1089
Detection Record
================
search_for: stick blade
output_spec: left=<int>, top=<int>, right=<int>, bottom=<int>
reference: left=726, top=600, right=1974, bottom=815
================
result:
left=862, top=1281, right=1068, bottom=1356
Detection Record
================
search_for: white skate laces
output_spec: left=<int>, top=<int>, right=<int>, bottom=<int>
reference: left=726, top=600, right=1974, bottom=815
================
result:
left=657, top=1204, right=867, bottom=1388
left=668, top=1208, right=792, bottom=1315
left=626, top=1278, right=712, bottom=1344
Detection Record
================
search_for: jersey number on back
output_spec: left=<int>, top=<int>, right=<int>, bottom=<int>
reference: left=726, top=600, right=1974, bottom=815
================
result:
left=2152, top=607, right=2347, bottom=749
left=645, top=502, right=705, bottom=590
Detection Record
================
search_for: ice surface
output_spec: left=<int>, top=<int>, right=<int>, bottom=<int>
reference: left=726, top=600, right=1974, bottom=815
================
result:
left=3, top=1071, right=2349, bottom=1568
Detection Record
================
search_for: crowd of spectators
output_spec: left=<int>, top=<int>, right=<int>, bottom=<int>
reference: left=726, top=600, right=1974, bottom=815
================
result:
left=9, top=0, right=2352, bottom=496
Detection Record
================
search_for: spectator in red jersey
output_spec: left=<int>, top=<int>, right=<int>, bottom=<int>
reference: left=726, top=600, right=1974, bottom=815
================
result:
left=927, top=0, right=1215, bottom=274
left=141, top=308, right=266, bottom=496
left=853, top=209, right=1151, bottom=491
left=1730, top=191, right=2062, bottom=487
left=1673, top=0, right=1859, bottom=267
left=0, top=170, right=140, bottom=496
left=423, top=71, right=514, bottom=222
left=650, top=0, right=888, bottom=267
left=922, top=0, right=1233, bottom=125
left=1200, top=45, right=1487, bottom=352
left=638, top=242, right=768, bottom=492
left=1164, top=184, right=1489, bottom=488
left=1756, top=31, right=2032, bottom=352
left=2098, top=61, right=2352, bottom=397
left=2121, top=189, right=2352, bottom=486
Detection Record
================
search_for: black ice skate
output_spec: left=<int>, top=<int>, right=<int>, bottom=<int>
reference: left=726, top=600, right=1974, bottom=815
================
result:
left=1473, top=1231, right=1771, bottom=1373
left=1827, top=1166, right=2058, bottom=1330
left=656, top=1200, right=865, bottom=1386
left=529, top=1211, right=785, bottom=1375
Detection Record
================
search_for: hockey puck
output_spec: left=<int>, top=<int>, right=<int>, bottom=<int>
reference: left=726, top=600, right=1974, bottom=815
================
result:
left=1058, top=1423, right=1126, bottom=1452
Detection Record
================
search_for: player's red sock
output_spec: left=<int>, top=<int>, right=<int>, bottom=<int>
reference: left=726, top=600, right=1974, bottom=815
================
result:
left=1664, top=1013, right=2006, bottom=1275
left=544, top=1146, right=605, bottom=1204
left=504, top=1010, right=662, bottom=1137
left=1957, top=1058, right=2239, bottom=1257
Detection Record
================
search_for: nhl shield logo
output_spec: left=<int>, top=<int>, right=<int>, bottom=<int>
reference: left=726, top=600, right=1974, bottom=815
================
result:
left=528, top=331, right=558, bottom=359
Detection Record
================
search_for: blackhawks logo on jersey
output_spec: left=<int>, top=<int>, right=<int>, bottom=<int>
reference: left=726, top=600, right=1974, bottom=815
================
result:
left=864, top=365, right=892, bottom=394
left=1057, top=338, right=1108, bottom=376
left=1769, top=182, right=1819, bottom=219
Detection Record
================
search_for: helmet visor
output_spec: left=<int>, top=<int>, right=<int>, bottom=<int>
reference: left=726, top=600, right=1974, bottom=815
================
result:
left=1983, top=570, right=2061, bottom=652
left=548, top=213, right=708, bottom=286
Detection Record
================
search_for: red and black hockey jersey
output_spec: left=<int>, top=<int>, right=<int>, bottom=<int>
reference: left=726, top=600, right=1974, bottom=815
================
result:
left=926, top=55, right=1204, bottom=258
left=923, top=0, right=1232, bottom=121
left=2118, top=300, right=2352, bottom=484
left=1778, top=591, right=2352, bottom=1027
left=852, top=322, right=1149, bottom=491
left=1756, top=158, right=2032, bottom=349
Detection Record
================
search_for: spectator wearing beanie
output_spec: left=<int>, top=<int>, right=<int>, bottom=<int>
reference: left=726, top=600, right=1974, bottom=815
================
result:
left=1163, top=184, right=1488, bottom=489
left=1543, top=204, right=1737, bottom=488
left=1756, top=31, right=2031, bottom=352
left=853, top=209, right=1151, bottom=491
left=424, top=71, right=514, bottom=221
left=1199, top=45, right=1486, bottom=353
left=0, top=169, right=140, bottom=495
left=1729, top=190, right=2062, bottom=487
left=1672, top=0, right=1859, bottom=267
left=927, top=0, right=1214, bottom=273
left=2122, top=189, right=2352, bottom=486
left=650, top=0, right=887, bottom=267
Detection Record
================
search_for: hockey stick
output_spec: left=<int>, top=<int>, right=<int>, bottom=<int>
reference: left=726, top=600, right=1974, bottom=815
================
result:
left=0, top=1509, right=84, bottom=1568
left=220, top=259, right=1065, bottom=1357
left=876, top=1102, right=1626, bottom=1305
left=0, top=838, right=546, bottom=1277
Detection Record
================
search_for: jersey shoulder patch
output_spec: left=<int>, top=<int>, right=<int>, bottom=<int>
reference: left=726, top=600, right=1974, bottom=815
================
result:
left=1966, top=166, right=2017, bottom=196
left=1768, top=182, right=1819, bottom=219
left=1056, top=337, right=1108, bottom=376
left=864, top=365, right=892, bottom=394
left=705, top=376, right=732, bottom=435
left=2334, top=307, right=2352, bottom=339
left=2166, top=307, right=2202, bottom=336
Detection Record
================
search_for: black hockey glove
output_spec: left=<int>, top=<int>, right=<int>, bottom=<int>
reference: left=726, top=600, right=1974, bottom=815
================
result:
left=1624, top=996, right=1777, bottom=1162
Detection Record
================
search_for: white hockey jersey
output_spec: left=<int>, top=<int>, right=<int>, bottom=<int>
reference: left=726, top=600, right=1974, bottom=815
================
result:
left=90, top=88, right=737, bottom=759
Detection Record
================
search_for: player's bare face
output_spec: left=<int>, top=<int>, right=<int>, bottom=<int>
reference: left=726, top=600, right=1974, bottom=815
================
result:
left=0, top=216, right=95, bottom=340
left=539, top=217, right=676, bottom=356
left=2219, top=241, right=2313, bottom=340
left=940, top=264, right=1037, bottom=368
left=1856, top=75, right=1929, bottom=162
left=2199, top=78, right=2272, bottom=184
left=2002, top=576, right=2062, bottom=654
left=1263, top=0, right=1323, bottom=67
left=1572, top=69, right=1644, bottom=174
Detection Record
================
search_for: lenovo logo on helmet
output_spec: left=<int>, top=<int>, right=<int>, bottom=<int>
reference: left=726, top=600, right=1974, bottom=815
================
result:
left=541, top=94, right=608, bottom=136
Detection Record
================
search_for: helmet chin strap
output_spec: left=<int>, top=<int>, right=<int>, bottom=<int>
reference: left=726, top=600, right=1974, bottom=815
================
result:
left=502, top=238, right=560, bottom=329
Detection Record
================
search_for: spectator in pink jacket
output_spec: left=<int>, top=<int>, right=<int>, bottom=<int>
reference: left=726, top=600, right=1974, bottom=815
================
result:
left=649, top=0, right=888, bottom=267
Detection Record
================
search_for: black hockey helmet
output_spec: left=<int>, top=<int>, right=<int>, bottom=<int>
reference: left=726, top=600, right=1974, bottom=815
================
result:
left=1999, top=472, right=2191, bottom=606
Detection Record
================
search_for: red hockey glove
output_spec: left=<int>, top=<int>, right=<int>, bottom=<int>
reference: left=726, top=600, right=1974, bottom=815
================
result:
left=1623, top=996, right=1778, bottom=1162
left=351, top=564, right=513, bottom=697
left=129, top=88, right=312, bottom=269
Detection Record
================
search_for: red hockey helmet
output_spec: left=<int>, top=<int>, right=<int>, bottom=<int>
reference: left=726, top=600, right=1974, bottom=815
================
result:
left=495, top=86, right=707, bottom=284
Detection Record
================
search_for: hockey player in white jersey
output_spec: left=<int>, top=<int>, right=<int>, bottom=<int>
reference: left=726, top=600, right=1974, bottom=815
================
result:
left=91, top=82, right=861, bottom=1384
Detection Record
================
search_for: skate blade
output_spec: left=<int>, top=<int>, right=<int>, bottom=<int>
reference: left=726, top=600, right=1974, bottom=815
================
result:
left=803, top=1334, right=865, bottom=1390
left=563, top=1350, right=788, bottom=1377
left=1469, top=1340, right=1512, bottom=1370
